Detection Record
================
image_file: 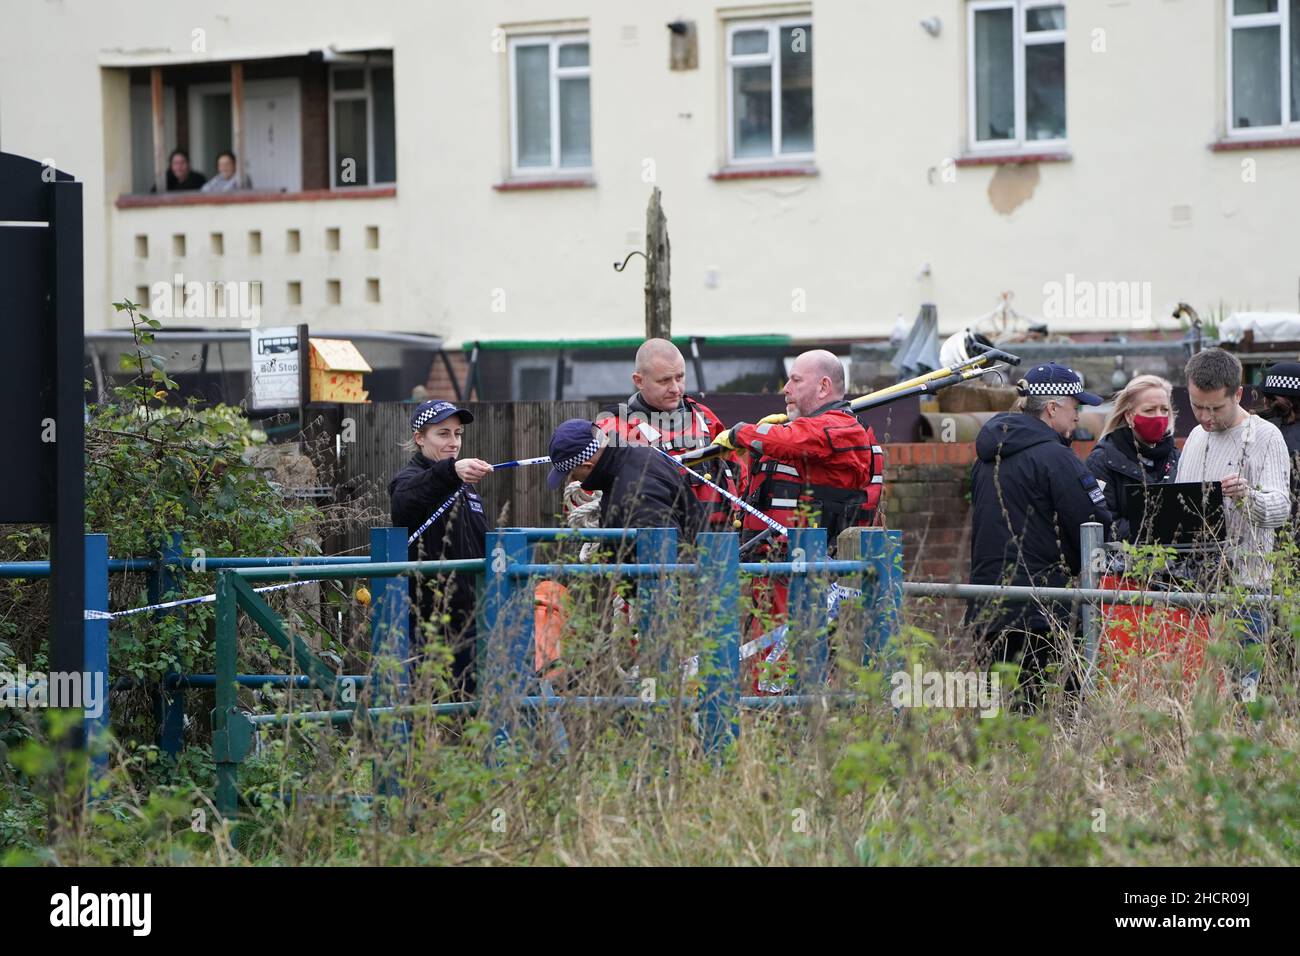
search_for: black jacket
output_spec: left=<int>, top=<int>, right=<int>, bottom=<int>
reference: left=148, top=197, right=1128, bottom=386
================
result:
left=970, top=412, right=1113, bottom=589
left=1084, top=428, right=1178, bottom=542
left=388, top=454, right=488, bottom=636
left=1266, top=418, right=1300, bottom=528
left=580, top=444, right=705, bottom=539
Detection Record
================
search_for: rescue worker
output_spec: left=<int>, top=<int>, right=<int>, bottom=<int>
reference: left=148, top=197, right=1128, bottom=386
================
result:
left=596, top=338, right=743, bottom=531
left=389, top=400, right=493, bottom=696
left=713, top=349, right=883, bottom=691
left=966, top=363, right=1113, bottom=708
left=547, top=418, right=704, bottom=684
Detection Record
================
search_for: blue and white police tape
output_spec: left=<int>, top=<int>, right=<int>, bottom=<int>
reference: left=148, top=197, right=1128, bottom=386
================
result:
left=650, top=446, right=788, bottom=539
left=83, top=578, right=320, bottom=621
left=407, top=487, right=466, bottom=544
left=490, top=455, right=551, bottom=470
left=407, top=456, right=549, bottom=542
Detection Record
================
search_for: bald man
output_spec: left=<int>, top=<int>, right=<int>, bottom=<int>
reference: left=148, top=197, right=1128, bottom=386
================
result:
left=595, top=338, right=744, bottom=529
left=714, top=349, right=884, bottom=692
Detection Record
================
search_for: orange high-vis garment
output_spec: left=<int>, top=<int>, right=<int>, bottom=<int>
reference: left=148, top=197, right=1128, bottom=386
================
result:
left=534, top=580, right=570, bottom=680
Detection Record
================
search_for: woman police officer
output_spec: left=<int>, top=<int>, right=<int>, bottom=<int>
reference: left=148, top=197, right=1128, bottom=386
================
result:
left=388, top=400, right=493, bottom=696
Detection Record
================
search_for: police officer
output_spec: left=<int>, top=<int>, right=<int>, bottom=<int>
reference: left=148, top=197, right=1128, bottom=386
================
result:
left=715, top=349, right=883, bottom=692
left=597, top=338, right=743, bottom=530
left=389, top=399, right=493, bottom=696
left=547, top=418, right=704, bottom=540
left=967, top=363, right=1113, bottom=705
left=1258, top=360, right=1300, bottom=532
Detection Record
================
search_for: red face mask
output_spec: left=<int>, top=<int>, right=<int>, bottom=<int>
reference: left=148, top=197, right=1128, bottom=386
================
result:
left=1132, top=414, right=1169, bottom=444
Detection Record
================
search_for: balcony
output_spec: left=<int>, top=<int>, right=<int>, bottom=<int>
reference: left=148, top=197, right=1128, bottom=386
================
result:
left=111, top=188, right=398, bottom=333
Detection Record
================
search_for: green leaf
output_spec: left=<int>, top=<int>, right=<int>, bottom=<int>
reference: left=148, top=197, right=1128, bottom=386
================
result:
left=145, top=318, right=162, bottom=330
left=118, top=353, right=138, bottom=371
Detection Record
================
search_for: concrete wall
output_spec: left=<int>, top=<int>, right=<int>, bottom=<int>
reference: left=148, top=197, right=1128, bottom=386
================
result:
left=2, top=0, right=1296, bottom=344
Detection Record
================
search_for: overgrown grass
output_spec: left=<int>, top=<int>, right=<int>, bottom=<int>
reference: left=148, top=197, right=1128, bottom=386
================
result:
left=5, top=555, right=1299, bottom=867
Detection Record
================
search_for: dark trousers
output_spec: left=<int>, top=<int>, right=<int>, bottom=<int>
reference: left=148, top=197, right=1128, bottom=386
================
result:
left=966, top=598, right=1077, bottom=712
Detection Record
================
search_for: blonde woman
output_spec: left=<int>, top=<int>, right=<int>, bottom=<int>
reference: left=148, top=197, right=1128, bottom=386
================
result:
left=388, top=400, right=493, bottom=695
left=1085, top=374, right=1180, bottom=541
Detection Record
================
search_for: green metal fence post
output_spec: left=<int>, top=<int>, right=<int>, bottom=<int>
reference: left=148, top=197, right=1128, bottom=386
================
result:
left=152, top=531, right=185, bottom=757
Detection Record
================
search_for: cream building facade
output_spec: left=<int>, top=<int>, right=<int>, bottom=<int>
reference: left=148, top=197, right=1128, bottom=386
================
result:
left=1, top=0, right=1296, bottom=369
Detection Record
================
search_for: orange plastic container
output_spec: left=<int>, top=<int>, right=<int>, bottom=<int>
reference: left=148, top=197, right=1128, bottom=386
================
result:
left=1098, top=575, right=1212, bottom=681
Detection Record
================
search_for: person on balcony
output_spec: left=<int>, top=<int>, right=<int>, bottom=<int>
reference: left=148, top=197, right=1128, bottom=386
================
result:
left=200, top=151, right=250, bottom=193
left=163, top=148, right=206, bottom=191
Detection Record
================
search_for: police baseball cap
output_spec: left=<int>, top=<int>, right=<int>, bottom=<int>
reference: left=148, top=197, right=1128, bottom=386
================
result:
left=1019, top=363, right=1102, bottom=405
left=547, top=419, right=603, bottom=489
left=410, top=399, right=474, bottom=431
left=1260, top=361, right=1300, bottom=398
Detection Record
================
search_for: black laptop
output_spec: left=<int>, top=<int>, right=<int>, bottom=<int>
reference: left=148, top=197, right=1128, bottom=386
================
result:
left=1124, top=481, right=1225, bottom=547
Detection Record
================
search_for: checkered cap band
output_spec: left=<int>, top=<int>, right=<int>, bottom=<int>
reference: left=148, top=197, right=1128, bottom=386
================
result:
left=1022, top=380, right=1084, bottom=397
left=413, top=402, right=457, bottom=430
left=1265, top=374, right=1300, bottom=391
left=553, top=437, right=602, bottom=473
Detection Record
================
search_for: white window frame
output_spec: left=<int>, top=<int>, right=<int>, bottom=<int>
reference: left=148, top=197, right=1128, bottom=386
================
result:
left=966, top=0, right=1067, bottom=154
left=724, top=17, right=815, bottom=166
left=507, top=34, right=593, bottom=177
left=328, top=61, right=396, bottom=189
left=1226, top=1, right=1296, bottom=137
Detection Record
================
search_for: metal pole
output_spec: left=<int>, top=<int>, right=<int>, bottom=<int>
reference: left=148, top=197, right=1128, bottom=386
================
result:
left=635, top=527, right=677, bottom=681
left=370, top=528, right=411, bottom=706
left=901, top=580, right=1279, bottom=608
left=862, top=529, right=903, bottom=663
left=370, top=527, right=410, bottom=799
left=480, top=530, right=531, bottom=749
left=213, top=571, right=239, bottom=820
left=83, top=534, right=110, bottom=793
left=1078, top=522, right=1105, bottom=695
left=697, top=532, right=739, bottom=756
left=789, top=527, right=829, bottom=692
left=153, top=531, right=185, bottom=757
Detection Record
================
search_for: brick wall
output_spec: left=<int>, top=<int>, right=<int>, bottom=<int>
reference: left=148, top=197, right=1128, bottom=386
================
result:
left=424, top=350, right=470, bottom=400
left=880, top=443, right=974, bottom=584
left=879, top=442, right=971, bottom=633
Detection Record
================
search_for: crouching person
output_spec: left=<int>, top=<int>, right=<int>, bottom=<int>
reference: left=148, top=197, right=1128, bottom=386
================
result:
left=389, top=400, right=493, bottom=697
left=546, top=419, right=705, bottom=688
left=546, top=418, right=704, bottom=539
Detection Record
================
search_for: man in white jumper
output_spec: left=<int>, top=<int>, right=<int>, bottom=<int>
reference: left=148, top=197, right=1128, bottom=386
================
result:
left=1175, top=348, right=1290, bottom=696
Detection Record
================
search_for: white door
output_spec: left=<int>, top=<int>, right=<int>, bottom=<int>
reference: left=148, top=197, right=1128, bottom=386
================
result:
left=242, top=79, right=302, bottom=192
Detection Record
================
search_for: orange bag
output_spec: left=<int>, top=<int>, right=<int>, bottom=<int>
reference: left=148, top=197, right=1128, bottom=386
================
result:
left=1099, top=575, right=1212, bottom=683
